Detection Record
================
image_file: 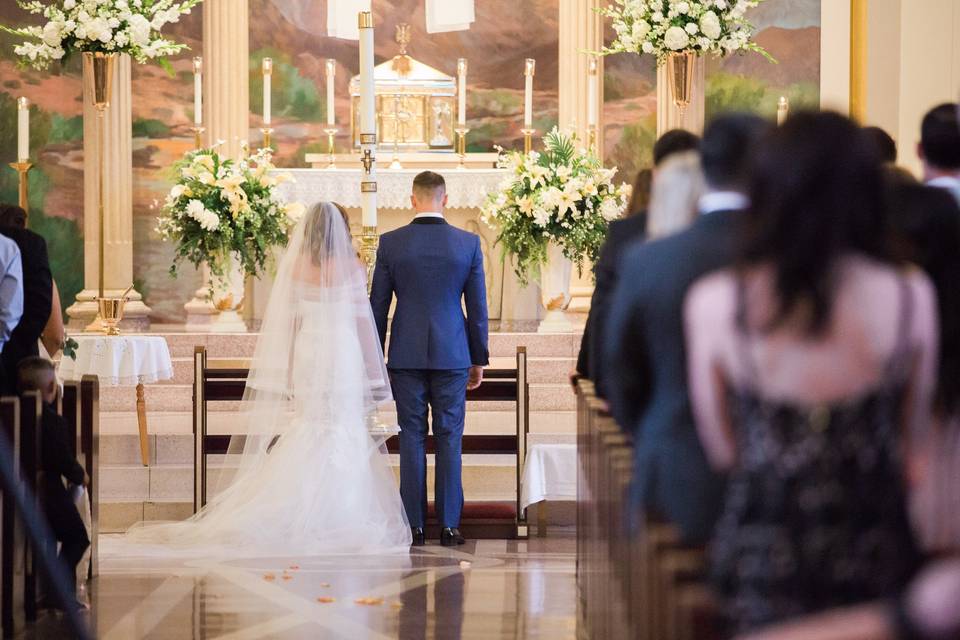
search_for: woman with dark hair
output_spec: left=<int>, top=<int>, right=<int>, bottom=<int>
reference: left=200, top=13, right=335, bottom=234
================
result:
left=887, top=179, right=960, bottom=553
left=684, top=112, right=936, bottom=632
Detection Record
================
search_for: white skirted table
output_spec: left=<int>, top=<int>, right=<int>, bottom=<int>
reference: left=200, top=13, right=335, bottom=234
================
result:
left=58, top=335, right=173, bottom=467
left=520, top=443, right=577, bottom=537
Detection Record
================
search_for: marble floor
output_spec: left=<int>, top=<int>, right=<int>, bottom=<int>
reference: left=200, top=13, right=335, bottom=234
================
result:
left=24, top=535, right=577, bottom=639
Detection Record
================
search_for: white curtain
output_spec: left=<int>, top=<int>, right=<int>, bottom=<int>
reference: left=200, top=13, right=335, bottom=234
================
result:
left=426, top=0, right=475, bottom=33
left=327, top=0, right=371, bottom=40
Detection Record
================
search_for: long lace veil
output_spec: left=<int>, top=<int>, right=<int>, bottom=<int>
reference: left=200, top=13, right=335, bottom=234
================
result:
left=124, top=202, right=409, bottom=556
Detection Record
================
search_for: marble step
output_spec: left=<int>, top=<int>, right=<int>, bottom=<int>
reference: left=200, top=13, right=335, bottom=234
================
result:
left=100, top=499, right=576, bottom=533
left=100, top=408, right=576, bottom=437
left=157, top=331, right=582, bottom=359
left=99, top=382, right=577, bottom=413
left=100, top=455, right=525, bottom=504
left=99, top=427, right=576, bottom=465
left=160, top=355, right=577, bottom=385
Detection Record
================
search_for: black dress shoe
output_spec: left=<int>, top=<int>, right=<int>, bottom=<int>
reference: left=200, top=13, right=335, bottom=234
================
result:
left=411, top=527, right=425, bottom=546
left=440, top=527, right=465, bottom=546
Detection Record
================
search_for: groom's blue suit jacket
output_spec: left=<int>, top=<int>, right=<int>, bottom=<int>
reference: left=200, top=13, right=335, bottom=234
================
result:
left=370, top=217, right=490, bottom=370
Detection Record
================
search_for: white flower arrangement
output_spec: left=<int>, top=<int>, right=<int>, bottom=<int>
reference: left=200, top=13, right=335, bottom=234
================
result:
left=481, top=128, right=629, bottom=284
left=157, top=147, right=304, bottom=284
left=599, top=0, right=773, bottom=62
left=2, top=0, right=202, bottom=70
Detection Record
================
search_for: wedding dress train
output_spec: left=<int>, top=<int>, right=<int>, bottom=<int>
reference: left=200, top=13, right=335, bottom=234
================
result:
left=124, top=203, right=411, bottom=556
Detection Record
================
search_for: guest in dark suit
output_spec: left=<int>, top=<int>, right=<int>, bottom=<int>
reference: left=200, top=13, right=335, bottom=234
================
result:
left=574, top=129, right=701, bottom=397
left=0, top=204, right=53, bottom=394
left=370, top=171, right=489, bottom=547
left=602, top=114, right=771, bottom=544
left=17, top=357, right=89, bottom=607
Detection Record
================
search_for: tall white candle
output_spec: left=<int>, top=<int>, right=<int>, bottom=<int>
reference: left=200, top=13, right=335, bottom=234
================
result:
left=17, top=97, right=29, bottom=161
left=359, top=11, right=377, bottom=227
left=193, top=57, right=202, bottom=126
left=777, top=96, right=789, bottom=125
left=325, top=58, right=336, bottom=126
left=587, top=57, right=598, bottom=128
left=457, top=58, right=467, bottom=127
left=262, top=58, right=273, bottom=126
left=524, top=58, right=535, bottom=129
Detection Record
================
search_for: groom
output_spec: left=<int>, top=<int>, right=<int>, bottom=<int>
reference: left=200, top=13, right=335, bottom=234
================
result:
left=371, top=171, right=489, bottom=547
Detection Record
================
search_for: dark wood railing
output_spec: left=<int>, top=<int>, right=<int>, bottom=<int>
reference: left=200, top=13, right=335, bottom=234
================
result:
left=193, top=346, right=531, bottom=539
left=0, top=376, right=97, bottom=638
left=576, top=380, right=723, bottom=640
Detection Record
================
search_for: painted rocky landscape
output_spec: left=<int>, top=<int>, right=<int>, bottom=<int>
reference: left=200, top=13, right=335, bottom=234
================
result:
left=0, top=0, right=818, bottom=322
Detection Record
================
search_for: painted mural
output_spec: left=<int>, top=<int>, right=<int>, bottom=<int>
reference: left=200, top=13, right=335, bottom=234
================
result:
left=0, top=0, right=818, bottom=322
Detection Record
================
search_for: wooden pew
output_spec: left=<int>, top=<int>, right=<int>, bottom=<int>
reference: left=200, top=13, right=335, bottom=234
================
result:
left=575, top=380, right=725, bottom=640
left=18, top=392, right=40, bottom=623
left=192, top=346, right=531, bottom=539
left=61, top=377, right=100, bottom=579
left=0, top=398, right=23, bottom=638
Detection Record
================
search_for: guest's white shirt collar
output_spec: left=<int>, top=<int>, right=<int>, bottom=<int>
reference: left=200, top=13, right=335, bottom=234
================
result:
left=414, top=212, right=445, bottom=219
left=698, top=191, right=749, bottom=215
left=927, top=175, right=960, bottom=191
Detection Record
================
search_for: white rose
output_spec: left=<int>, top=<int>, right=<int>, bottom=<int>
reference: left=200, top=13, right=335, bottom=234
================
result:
left=283, top=201, right=305, bottom=223
left=700, top=11, right=722, bottom=40
left=170, top=184, right=187, bottom=199
left=63, top=0, right=76, bottom=9
left=127, top=13, right=151, bottom=46
left=651, top=11, right=664, bottom=22
left=42, top=22, right=62, bottom=47
left=600, top=198, right=622, bottom=221
left=631, top=20, right=650, bottom=41
left=714, top=0, right=727, bottom=8
left=685, top=22, right=699, bottom=35
left=663, top=26, right=690, bottom=50
left=641, top=41, right=655, bottom=54
left=675, top=2, right=690, bottom=14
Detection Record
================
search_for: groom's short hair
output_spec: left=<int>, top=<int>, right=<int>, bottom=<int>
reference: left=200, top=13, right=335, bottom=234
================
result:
left=413, top=171, right=446, bottom=200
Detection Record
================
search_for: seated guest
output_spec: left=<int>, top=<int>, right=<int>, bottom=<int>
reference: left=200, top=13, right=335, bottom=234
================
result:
left=574, top=128, right=701, bottom=395
left=0, top=234, right=24, bottom=374
left=645, top=151, right=704, bottom=239
left=0, top=203, right=53, bottom=394
left=0, top=204, right=64, bottom=358
left=685, top=112, right=932, bottom=632
left=17, top=357, right=89, bottom=608
left=918, top=103, right=960, bottom=203
left=736, top=559, right=960, bottom=640
left=863, top=125, right=898, bottom=165
left=886, top=179, right=960, bottom=553
left=602, top=114, right=768, bottom=544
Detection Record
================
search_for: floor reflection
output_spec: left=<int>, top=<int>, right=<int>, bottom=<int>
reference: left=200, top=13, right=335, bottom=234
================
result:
left=23, top=536, right=576, bottom=639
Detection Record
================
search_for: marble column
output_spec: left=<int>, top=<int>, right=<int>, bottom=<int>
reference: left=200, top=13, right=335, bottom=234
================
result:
left=185, top=0, right=250, bottom=329
left=558, top=0, right=603, bottom=321
left=67, top=53, right=151, bottom=330
left=558, top=0, right=604, bottom=155
left=203, top=0, right=250, bottom=158
left=656, top=57, right=706, bottom=136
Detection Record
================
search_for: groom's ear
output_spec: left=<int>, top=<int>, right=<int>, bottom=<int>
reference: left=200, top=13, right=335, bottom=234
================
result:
left=410, top=194, right=418, bottom=209
left=442, top=193, right=449, bottom=209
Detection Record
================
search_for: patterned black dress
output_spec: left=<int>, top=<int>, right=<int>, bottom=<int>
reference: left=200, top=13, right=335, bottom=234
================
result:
left=711, top=279, right=922, bottom=633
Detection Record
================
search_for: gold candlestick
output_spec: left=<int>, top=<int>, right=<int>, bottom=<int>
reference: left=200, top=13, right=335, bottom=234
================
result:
left=8, top=161, right=32, bottom=217
left=455, top=127, right=470, bottom=169
left=359, top=225, right=379, bottom=293
left=323, top=127, right=338, bottom=169
left=191, top=126, right=206, bottom=150
left=261, top=127, right=274, bottom=151
left=587, top=126, right=598, bottom=153
left=521, top=128, right=536, bottom=155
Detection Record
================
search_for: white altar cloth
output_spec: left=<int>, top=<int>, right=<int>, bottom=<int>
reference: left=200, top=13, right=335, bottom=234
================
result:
left=521, top=443, right=578, bottom=510
left=59, top=335, right=173, bottom=386
left=277, top=168, right=508, bottom=210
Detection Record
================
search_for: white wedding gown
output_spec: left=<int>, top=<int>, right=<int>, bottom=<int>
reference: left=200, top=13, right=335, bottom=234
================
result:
left=123, top=203, right=411, bottom=557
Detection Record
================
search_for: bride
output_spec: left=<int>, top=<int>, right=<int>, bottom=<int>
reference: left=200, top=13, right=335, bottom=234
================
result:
left=126, top=202, right=412, bottom=555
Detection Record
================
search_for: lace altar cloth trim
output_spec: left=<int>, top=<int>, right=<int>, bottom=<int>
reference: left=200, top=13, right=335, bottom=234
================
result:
left=58, top=334, right=174, bottom=387
left=276, top=168, right=509, bottom=210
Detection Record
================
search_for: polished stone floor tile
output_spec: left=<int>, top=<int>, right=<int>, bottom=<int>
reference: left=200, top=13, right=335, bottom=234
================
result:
left=21, top=536, right=577, bottom=639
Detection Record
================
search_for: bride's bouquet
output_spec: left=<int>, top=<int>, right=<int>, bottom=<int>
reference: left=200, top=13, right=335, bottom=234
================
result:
left=481, top=128, right=629, bottom=284
left=1, top=0, right=202, bottom=70
left=156, top=147, right=305, bottom=284
left=599, top=0, right=772, bottom=62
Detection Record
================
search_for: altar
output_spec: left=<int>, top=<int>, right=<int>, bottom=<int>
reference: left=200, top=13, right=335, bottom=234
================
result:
left=273, top=161, right=551, bottom=324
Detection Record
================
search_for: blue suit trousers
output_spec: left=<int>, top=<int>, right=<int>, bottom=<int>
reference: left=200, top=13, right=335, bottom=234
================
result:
left=390, top=368, right=469, bottom=528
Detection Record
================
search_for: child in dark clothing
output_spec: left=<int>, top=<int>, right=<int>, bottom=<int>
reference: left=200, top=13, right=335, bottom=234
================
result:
left=17, top=357, right=89, bottom=607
